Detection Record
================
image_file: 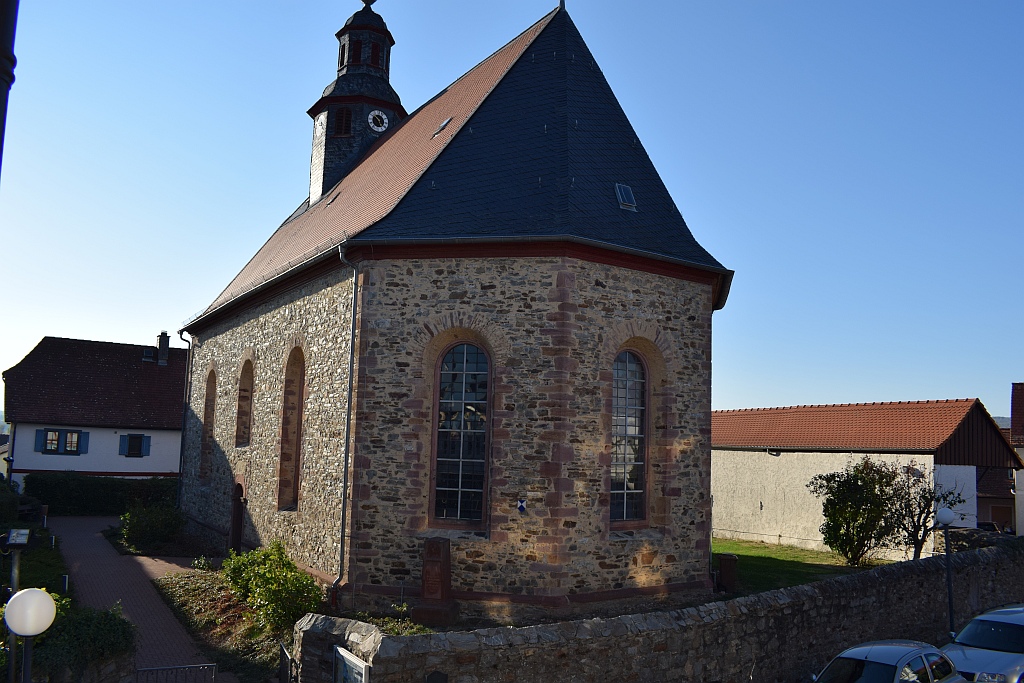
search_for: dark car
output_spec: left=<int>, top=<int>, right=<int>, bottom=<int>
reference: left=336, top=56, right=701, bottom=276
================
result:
left=815, top=641, right=967, bottom=683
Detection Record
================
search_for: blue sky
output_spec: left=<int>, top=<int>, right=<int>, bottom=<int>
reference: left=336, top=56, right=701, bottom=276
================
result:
left=1, top=1, right=1021, bottom=415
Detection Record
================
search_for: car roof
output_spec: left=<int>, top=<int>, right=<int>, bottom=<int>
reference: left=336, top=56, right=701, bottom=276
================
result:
left=974, top=605, right=1024, bottom=625
left=839, top=641, right=935, bottom=666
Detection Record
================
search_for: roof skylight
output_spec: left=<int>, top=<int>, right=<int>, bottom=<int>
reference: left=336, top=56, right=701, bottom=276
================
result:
left=615, top=183, right=637, bottom=212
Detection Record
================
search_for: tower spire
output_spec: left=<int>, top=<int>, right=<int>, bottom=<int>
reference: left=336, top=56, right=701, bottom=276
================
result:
left=560, top=0, right=565, bottom=9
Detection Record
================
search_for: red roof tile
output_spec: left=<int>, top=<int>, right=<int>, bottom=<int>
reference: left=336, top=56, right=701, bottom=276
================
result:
left=712, top=400, right=980, bottom=452
left=3, top=337, right=187, bottom=430
left=204, top=9, right=558, bottom=314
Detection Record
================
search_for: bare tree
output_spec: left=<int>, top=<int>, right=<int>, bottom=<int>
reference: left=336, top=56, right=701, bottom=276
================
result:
left=888, top=460, right=965, bottom=560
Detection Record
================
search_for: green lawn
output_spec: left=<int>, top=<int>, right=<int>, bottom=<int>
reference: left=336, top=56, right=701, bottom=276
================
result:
left=712, top=538, right=877, bottom=595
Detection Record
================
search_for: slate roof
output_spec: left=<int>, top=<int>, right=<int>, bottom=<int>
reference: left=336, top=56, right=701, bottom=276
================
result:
left=2, top=337, right=187, bottom=430
left=712, top=400, right=986, bottom=452
left=196, top=6, right=731, bottom=322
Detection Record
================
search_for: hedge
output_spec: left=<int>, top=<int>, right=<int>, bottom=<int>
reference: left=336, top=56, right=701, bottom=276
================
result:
left=23, top=472, right=177, bottom=516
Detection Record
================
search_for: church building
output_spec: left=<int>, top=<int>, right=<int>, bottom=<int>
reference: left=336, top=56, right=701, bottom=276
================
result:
left=180, top=0, right=732, bottom=619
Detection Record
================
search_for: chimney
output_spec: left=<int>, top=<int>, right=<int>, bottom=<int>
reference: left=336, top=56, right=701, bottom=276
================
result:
left=157, top=331, right=170, bottom=366
left=1012, top=383, right=1024, bottom=444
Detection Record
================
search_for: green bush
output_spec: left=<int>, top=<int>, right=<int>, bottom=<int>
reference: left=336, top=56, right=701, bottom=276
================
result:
left=221, top=541, right=323, bottom=632
left=32, top=604, right=135, bottom=676
left=0, top=485, right=19, bottom=523
left=24, top=472, right=177, bottom=516
left=120, top=505, right=184, bottom=550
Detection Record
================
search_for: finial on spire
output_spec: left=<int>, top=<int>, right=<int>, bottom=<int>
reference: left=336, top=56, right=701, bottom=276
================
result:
left=560, top=0, right=565, bottom=8
left=363, top=0, right=377, bottom=6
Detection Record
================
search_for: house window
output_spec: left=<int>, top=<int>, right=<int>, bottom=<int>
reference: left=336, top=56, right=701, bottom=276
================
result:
left=235, top=360, right=254, bottom=448
left=334, top=108, right=353, bottom=137
left=119, top=433, right=151, bottom=457
left=350, top=40, right=362, bottom=65
left=277, top=347, right=306, bottom=511
left=370, top=42, right=381, bottom=67
left=200, top=370, right=216, bottom=481
left=44, top=430, right=60, bottom=454
left=611, top=350, right=646, bottom=522
left=339, top=44, right=348, bottom=68
left=434, top=344, right=488, bottom=523
left=34, top=429, right=88, bottom=455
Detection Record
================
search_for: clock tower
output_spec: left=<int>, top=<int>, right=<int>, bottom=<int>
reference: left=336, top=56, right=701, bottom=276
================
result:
left=308, top=0, right=406, bottom=205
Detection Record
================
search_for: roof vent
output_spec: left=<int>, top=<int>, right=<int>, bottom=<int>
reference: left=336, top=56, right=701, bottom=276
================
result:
left=432, top=117, right=453, bottom=138
left=142, top=348, right=156, bottom=362
left=615, top=183, right=637, bottom=212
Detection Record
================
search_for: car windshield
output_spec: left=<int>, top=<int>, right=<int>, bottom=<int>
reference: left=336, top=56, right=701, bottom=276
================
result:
left=955, top=619, right=1024, bottom=653
left=817, top=657, right=898, bottom=683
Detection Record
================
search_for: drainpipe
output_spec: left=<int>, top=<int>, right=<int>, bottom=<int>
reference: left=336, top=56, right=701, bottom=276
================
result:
left=332, top=244, right=359, bottom=607
left=176, top=330, right=193, bottom=510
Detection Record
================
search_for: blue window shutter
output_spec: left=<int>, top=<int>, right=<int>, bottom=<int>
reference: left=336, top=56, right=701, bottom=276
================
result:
left=119, top=435, right=128, bottom=456
left=142, top=436, right=152, bottom=456
left=79, top=433, right=89, bottom=454
left=34, top=430, right=45, bottom=452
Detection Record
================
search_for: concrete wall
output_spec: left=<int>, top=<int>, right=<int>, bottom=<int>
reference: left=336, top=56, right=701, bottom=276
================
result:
left=182, top=254, right=716, bottom=616
left=293, top=542, right=1024, bottom=683
left=711, top=450, right=978, bottom=557
left=10, top=423, right=180, bottom=484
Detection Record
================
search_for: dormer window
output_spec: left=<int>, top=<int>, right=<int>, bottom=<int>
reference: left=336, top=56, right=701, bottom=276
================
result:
left=351, top=40, right=363, bottom=65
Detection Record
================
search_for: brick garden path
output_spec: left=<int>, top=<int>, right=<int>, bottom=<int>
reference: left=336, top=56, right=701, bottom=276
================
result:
left=47, top=517, right=224, bottom=672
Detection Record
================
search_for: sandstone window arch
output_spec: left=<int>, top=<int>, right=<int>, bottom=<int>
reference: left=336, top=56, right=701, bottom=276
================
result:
left=277, top=347, right=306, bottom=511
left=235, top=359, right=254, bottom=448
left=200, top=370, right=216, bottom=482
left=432, top=342, right=489, bottom=524
left=611, top=350, right=647, bottom=523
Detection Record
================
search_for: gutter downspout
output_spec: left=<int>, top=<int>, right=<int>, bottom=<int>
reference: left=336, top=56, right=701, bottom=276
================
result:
left=176, top=330, right=193, bottom=510
left=332, top=244, right=359, bottom=607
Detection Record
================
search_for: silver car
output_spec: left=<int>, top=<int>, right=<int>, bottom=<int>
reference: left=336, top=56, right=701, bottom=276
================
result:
left=815, top=640, right=967, bottom=683
left=942, top=605, right=1024, bottom=683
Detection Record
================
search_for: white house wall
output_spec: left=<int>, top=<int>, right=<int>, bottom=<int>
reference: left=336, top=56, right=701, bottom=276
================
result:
left=711, top=450, right=978, bottom=558
left=932, top=464, right=977, bottom=527
left=10, top=423, right=180, bottom=485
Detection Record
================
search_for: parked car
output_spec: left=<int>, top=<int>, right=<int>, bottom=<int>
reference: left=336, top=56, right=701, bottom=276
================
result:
left=942, top=605, right=1024, bottom=683
left=814, top=641, right=967, bottom=683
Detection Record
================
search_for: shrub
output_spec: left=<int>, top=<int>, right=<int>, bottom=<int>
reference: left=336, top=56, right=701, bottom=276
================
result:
left=120, top=504, right=185, bottom=550
left=24, top=472, right=177, bottom=516
left=32, top=603, right=136, bottom=676
left=221, top=542, right=323, bottom=632
left=0, top=485, right=19, bottom=523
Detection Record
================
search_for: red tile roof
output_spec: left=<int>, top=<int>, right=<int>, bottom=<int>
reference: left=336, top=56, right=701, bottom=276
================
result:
left=204, top=9, right=558, bottom=314
left=2, top=337, right=187, bottom=430
left=712, top=400, right=980, bottom=452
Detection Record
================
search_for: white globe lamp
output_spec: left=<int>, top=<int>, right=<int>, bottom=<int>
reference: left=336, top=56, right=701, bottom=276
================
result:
left=4, top=588, right=57, bottom=683
left=936, top=507, right=956, bottom=527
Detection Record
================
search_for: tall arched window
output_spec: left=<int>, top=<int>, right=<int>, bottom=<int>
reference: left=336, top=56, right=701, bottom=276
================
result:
left=611, top=351, right=646, bottom=522
left=277, top=347, right=306, bottom=511
left=235, top=360, right=254, bottom=448
left=200, top=370, right=216, bottom=482
left=434, top=344, right=488, bottom=523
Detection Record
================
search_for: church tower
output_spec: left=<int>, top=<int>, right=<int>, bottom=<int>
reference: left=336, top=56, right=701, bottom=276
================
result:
left=308, top=0, right=406, bottom=204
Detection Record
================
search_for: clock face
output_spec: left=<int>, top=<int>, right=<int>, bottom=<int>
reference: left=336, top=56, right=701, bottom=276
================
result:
left=368, top=110, right=389, bottom=133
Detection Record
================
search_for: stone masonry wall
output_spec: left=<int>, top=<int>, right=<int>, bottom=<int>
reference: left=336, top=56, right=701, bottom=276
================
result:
left=182, top=253, right=715, bottom=613
left=294, top=543, right=1024, bottom=683
left=349, top=255, right=714, bottom=606
left=181, top=265, right=356, bottom=575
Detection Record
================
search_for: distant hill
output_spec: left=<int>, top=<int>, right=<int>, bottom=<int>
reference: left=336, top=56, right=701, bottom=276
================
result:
left=993, top=416, right=1011, bottom=429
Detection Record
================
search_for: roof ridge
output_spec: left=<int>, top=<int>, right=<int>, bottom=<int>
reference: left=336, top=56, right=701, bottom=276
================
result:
left=712, top=398, right=978, bottom=414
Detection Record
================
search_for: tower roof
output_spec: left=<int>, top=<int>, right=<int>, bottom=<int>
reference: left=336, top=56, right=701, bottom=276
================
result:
left=190, top=6, right=732, bottom=327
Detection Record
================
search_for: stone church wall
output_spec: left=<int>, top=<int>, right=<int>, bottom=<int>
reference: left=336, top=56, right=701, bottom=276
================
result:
left=348, top=255, right=714, bottom=608
left=182, top=253, right=715, bottom=612
left=181, top=265, right=357, bottom=576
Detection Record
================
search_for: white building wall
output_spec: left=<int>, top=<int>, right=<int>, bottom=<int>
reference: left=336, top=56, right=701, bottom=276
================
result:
left=933, top=464, right=977, bottom=527
left=711, top=450, right=978, bottom=558
left=9, top=423, right=180, bottom=485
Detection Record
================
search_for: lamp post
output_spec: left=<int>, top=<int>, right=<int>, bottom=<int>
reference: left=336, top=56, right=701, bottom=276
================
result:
left=4, top=589, right=56, bottom=683
left=936, top=507, right=956, bottom=637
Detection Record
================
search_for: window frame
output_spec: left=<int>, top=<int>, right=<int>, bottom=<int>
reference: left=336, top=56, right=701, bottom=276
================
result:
left=609, top=348, right=650, bottom=529
left=126, top=434, right=144, bottom=457
left=333, top=107, right=353, bottom=137
left=43, top=430, right=60, bottom=454
left=350, top=40, right=362, bottom=65
left=429, top=341, right=491, bottom=530
left=63, top=430, right=80, bottom=455
left=235, top=359, right=254, bottom=448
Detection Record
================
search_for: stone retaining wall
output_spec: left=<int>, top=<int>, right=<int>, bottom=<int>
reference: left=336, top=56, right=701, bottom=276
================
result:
left=294, top=542, right=1024, bottom=683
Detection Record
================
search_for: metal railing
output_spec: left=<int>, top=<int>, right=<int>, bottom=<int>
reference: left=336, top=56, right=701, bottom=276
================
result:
left=279, top=642, right=296, bottom=683
left=136, top=664, right=217, bottom=683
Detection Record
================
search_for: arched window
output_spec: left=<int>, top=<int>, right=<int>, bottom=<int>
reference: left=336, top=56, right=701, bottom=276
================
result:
left=277, top=347, right=306, bottom=511
left=611, top=351, right=646, bottom=522
left=235, top=360, right=254, bottom=448
left=200, top=370, right=216, bottom=482
left=434, top=344, right=488, bottom=523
